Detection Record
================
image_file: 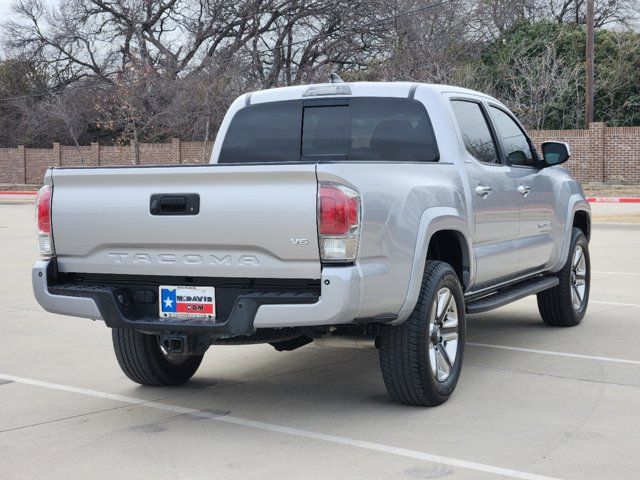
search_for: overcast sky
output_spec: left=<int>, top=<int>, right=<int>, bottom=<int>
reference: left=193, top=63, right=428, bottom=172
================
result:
left=0, top=0, right=59, bottom=25
left=0, top=0, right=13, bottom=22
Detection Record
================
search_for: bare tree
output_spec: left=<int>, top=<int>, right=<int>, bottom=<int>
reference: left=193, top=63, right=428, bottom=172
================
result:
left=543, top=0, right=637, bottom=27
left=6, top=0, right=384, bottom=86
left=0, top=0, right=638, bottom=147
left=468, top=0, right=536, bottom=41
left=505, top=44, right=581, bottom=129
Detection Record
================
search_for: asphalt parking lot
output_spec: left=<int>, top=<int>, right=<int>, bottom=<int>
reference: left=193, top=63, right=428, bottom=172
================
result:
left=1, top=201, right=640, bottom=480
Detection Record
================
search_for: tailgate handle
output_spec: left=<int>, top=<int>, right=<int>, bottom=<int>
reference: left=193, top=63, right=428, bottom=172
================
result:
left=150, top=194, right=199, bottom=215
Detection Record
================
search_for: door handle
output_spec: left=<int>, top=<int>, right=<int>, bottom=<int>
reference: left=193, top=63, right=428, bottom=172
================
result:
left=517, top=185, right=531, bottom=197
left=475, top=185, right=492, bottom=199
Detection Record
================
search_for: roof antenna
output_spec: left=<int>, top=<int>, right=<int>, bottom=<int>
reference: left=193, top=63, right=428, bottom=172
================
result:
left=329, top=72, right=344, bottom=83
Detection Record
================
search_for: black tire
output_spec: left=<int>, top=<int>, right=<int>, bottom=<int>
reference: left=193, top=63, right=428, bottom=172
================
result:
left=112, top=328, right=203, bottom=386
left=379, top=261, right=466, bottom=407
left=537, top=227, right=590, bottom=327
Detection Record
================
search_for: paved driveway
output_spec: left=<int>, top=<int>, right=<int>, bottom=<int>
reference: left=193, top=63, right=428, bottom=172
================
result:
left=1, top=203, right=640, bottom=480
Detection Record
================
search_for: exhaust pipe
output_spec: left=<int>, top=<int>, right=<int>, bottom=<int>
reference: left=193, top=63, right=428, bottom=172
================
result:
left=313, top=335, right=378, bottom=349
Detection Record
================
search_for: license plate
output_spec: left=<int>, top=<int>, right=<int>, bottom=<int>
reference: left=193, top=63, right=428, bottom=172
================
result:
left=159, top=285, right=215, bottom=321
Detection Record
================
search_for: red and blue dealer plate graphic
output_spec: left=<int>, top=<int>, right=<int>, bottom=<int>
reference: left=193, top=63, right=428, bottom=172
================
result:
left=159, top=286, right=215, bottom=320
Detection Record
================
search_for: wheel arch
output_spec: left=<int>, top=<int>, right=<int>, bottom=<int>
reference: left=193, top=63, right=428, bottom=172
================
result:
left=426, top=230, right=471, bottom=289
left=573, top=209, right=591, bottom=242
left=552, top=196, right=591, bottom=272
left=394, top=208, right=473, bottom=324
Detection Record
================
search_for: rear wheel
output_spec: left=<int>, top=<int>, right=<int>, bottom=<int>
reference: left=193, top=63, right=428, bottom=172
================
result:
left=379, top=261, right=465, bottom=406
left=537, top=227, right=590, bottom=327
left=112, top=328, right=203, bottom=386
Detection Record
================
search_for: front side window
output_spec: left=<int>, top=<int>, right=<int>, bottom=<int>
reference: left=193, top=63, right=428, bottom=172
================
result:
left=450, top=100, right=499, bottom=164
left=219, top=98, right=438, bottom=163
left=489, top=106, right=535, bottom=167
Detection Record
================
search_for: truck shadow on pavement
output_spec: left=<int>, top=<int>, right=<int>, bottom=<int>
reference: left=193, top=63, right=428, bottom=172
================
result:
left=126, top=312, right=552, bottom=411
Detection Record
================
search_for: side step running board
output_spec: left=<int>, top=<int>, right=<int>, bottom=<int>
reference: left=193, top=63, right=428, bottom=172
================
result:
left=465, top=276, right=559, bottom=314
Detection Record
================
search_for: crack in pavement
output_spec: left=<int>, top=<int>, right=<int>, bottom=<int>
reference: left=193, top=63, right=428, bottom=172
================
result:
left=467, top=363, right=640, bottom=390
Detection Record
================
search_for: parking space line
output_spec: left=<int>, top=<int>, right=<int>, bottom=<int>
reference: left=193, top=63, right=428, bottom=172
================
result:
left=591, top=300, right=640, bottom=308
left=0, top=372, right=561, bottom=480
left=593, top=270, right=640, bottom=276
left=468, top=343, right=640, bottom=365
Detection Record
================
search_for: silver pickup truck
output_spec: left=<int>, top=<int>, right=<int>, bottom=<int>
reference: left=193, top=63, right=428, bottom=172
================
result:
left=33, top=80, right=591, bottom=406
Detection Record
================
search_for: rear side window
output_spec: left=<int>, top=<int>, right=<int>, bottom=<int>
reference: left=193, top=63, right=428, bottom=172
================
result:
left=450, top=100, right=499, bottom=165
left=219, top=98, right=438, bottom=163
left=219, top=102, right=302, bottom=163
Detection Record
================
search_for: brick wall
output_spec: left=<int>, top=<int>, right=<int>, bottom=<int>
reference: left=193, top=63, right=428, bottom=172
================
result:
left=601, top=127, right=640, bottom=184
left=0, top=140, right=214, bottom=185
left=529, top=122, right=640, bottom=184
left=1, top=124, right=638, bottom=185
left=0, top=146, right=23, bottom=183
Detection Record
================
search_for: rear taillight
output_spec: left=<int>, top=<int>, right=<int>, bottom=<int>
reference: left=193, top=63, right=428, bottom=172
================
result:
left=318, top=183, right=360, bottom=263
left=36, top=185, right=54, bottom=256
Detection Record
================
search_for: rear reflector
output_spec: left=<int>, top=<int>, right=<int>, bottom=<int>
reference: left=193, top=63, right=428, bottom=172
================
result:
left=318, top=183, right=360, bottom=263
left=320, top=236, right=359, bottom=262
left=35, top=185, right=54, bottom=256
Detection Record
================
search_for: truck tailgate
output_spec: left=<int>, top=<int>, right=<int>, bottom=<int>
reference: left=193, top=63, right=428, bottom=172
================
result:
left=50, top=164, right=320, bottom=279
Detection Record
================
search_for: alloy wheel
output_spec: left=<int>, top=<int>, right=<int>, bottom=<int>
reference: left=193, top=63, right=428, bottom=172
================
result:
left=428, top=287, right=459, bottom=382
left=570, top=245, right=587, bottom=310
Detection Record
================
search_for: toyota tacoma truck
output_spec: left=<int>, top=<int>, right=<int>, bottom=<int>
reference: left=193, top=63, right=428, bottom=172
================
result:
left=32, top=79, right=591, bottom=406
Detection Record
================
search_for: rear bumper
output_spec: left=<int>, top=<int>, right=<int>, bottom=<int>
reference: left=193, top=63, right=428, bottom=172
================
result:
left=32, top=260, right=362, bottom=334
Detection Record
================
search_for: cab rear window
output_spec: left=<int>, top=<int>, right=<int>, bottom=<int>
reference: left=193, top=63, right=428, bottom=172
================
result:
left=219, top=98, right=439, bottom=163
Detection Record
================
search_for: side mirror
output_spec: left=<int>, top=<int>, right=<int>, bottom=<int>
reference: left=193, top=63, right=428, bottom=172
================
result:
left=541, top=141, right=571, bottom=168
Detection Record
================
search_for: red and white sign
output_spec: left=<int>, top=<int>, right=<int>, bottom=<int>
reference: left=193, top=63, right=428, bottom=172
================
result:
left=159, top=285, right=216, bottom=319
left=587, top=196, right=640, bottom=203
